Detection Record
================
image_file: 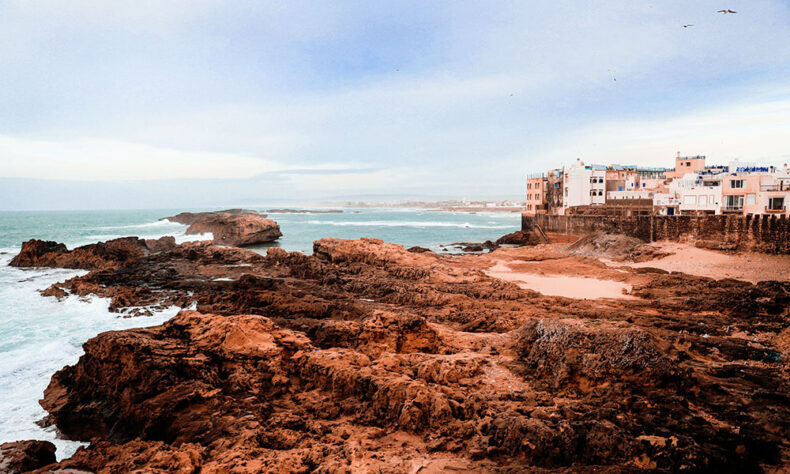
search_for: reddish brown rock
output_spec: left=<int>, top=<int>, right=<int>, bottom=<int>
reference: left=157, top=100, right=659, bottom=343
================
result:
left=0, top=440, right=56, bottom=473
left=496, top=229, right=544, bottom=246
left=19, top=236, right=790, bottom=471
left=164, top=208, right=264, bottom=225
left=9, top=236, right=176, bottom=270
left=164, top=210, right=281, bottom=246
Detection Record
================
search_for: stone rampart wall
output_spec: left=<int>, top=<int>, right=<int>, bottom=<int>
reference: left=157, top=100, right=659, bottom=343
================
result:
left=523, top=213, right=790, bottom=254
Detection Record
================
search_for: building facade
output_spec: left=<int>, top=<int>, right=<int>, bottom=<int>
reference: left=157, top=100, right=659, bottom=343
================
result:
left=526, top=155, right=790, bottom=217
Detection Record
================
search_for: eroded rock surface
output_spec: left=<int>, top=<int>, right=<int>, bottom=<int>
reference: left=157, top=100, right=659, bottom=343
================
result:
left=16, top=237, right=790, bottom=472
left=164, top=209, right=282, bottom=246
left=0, top=440, right=56, bottom=473
left=9, top=236, right=175, bottom=270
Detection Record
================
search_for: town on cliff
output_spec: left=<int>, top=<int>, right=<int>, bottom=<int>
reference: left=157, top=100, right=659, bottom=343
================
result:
left=526, top=152, right=790, bottom=217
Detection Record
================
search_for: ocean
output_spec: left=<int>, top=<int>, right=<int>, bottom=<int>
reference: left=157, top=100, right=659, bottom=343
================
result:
left=0, top=208, right=520, bottom=458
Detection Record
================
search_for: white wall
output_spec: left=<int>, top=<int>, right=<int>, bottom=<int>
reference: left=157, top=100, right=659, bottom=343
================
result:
left=563, top=161, right=593, bottom=209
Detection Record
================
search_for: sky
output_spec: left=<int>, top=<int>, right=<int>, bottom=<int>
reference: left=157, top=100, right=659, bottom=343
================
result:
left=1, top=0, right=789, bottom=210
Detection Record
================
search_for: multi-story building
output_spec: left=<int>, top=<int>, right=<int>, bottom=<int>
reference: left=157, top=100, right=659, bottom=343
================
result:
left=559, top=160, right=608, bottom=213
left=527, top=155, right=789, bottom=217
left=759, top=170, right=790, bottom=214
left=670, top=172, right=723, bottom=215
left=546, top=169, right=564, bottom=215
left=525, top=173, right=548, bottom=215
left=665, top=153, right=707, bottom=180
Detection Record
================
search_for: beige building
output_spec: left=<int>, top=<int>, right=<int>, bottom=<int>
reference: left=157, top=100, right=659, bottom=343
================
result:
left=525, top=174, right=548, bottom=215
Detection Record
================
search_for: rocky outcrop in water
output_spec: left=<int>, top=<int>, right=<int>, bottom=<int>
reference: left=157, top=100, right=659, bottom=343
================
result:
left=163, top=209, right=282, bottom=246
left=22, top=237, right=790, bottom=471
left=9, top=236, right=175, bottom=270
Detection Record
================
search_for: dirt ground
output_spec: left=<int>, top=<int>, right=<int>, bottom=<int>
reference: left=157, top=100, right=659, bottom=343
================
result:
left=471, top=240, right=789, bottom=301
left=612, top=242, right=790, bottom=283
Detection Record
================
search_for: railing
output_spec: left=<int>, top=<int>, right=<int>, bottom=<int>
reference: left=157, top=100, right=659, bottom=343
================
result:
left=765, top=205, right=787, bottom=212
left=761, top=184, right=789, bottom=192
left=721, top=206, right=743, bottom=212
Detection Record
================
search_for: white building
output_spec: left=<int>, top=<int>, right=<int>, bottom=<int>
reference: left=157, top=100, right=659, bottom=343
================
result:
left=670, top=172, right=723, bottom=215
left=562, top=160, right=606, bottom=211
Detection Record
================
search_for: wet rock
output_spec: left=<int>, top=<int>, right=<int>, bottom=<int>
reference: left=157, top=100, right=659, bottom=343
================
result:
left=163, top=209, right=282, bottom=247
left=0, top=440, right=56, bottom=473
left=20, top=237, right=790, bottom=471
left=496, top=230, right=543, bottom=246
left=9, top=237, right=174, bottom=270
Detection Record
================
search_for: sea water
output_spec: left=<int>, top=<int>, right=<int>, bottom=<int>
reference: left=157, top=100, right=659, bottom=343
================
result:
left=0, top=208, right=520, bottom=458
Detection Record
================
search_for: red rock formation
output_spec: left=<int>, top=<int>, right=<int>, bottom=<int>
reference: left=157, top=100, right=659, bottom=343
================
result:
left=164, top=208, right=264, bottom=225
left=0, top=440, right=56, bottom=473
left=13, top=237, right=790, bottom=471
left=9, top=236, right=175, bottom=270
left=496, top=230, right=543, bottom=246
left=164, top=210, right=282, bottom=246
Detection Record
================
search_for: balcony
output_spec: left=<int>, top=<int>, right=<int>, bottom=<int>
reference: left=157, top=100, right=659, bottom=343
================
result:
left=765, top=205, right=787, bottom=213
left=721, top=206, right=743, bottom=213
left=761, top=184, right=790, bottom=192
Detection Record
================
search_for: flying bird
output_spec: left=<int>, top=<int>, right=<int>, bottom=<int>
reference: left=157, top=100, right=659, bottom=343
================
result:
left=682, top=24, right=694, bottom=28
left=717, top=9, right=736, bottom=14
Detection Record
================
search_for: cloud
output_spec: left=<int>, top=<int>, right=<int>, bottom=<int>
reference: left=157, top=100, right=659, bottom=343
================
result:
left=533, top=94, right=790, bottom=169
left=0, top=0, right=789, bottom=209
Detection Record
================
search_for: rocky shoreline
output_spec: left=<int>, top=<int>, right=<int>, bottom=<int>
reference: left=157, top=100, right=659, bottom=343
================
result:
left=2, top=234, right=789, bottom=472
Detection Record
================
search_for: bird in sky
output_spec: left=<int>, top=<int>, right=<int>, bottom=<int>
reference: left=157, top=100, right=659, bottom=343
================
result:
left=717, top=9, right=737, bottom=14
left=682, top=24, right=694, bottom=28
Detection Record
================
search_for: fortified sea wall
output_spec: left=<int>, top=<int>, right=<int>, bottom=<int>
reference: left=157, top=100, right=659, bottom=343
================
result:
left=522, top=213, right=790, bottom=254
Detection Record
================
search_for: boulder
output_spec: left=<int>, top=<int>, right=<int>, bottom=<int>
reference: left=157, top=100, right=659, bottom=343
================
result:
left=0, top=440, right=56, bottom=473
left=163, top=210, right=281, bottom=247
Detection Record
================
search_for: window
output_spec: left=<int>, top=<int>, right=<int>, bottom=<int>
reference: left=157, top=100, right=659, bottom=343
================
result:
left=683, top=195, right=696, bottom=205
left=699, top=196, right=707, bottom=205
left=725, top=195, right=744, bottom=210
left=730, top=179, right=744, bottom=189
left=768, top=197, right=785, bottom=211
left=686, top=162, right=691, bottom=166
left=746, top=194, right=756, bottom=205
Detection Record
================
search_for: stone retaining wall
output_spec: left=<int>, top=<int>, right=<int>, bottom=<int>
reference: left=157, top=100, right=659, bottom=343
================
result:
left=523, top=213, right=790, bottom=254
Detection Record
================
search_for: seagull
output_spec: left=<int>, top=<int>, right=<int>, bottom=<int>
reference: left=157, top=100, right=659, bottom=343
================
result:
left=717, top=9, right=736, bottom=14
left=682, top=24, right=694, bottom=28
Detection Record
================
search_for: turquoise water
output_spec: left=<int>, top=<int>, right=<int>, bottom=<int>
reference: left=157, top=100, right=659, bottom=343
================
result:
left=0, top=208, right=520, bottom=253
left=0, top=208, right=520, bottom=459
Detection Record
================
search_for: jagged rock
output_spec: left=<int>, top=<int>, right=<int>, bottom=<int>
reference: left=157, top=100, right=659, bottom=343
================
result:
left=15, top=237, right=790, bottom=471
left=164, top=208, right=265, bottom=225
left=163, top=210, right=281, bottom=246
left=9, top=236, right=175, bottom=270
left=0, top=440, right=56, bottom=473
left=496, top=230, right=544, bottom=246
left=568, top=232, right=672, bottom=262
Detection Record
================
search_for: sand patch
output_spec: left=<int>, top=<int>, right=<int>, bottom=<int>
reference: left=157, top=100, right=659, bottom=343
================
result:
left=612, top=242, right=790, bottom=283
left=486, top=261, right=635, bottom=299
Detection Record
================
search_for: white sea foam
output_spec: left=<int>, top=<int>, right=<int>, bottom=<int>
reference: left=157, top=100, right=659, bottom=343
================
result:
left=79, top=231, right=212, bottom=247
left=304, top=220, right=513, bottom=229
left=93, top=220, right=178, bottom=231
left=0, top=260, right=180, bottom=460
